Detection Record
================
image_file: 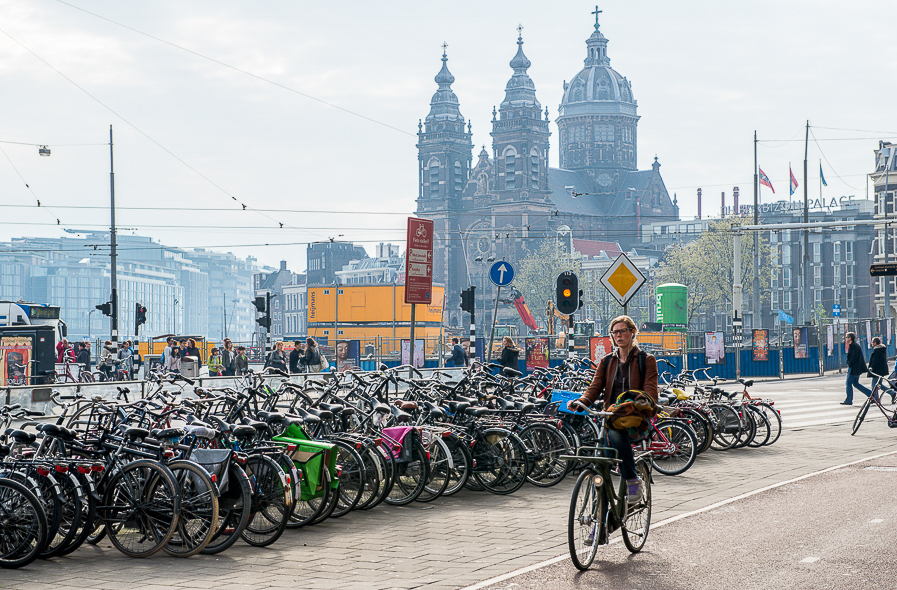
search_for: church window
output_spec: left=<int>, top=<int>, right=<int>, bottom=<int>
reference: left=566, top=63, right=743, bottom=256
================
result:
left=505, top=152, right=516, bottom=189
left=530, top=149, right=540, bottom=183
left=595, top=124, right=614, bottom=142
left=428, top=158, right=440, bottom=196
left=454, top=161, right=462, bottom=193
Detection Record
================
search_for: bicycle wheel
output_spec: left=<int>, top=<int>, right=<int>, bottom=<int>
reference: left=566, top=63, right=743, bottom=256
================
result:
left=622, top=460, right=652, bottom=553
left=0, top=477, right=48, bottom=569
left=350, top=445, right=383, bottom=510
left=163, top=460, right=219, bottom=557
left=441, top=433, right=472, bottom=497
left=567, top=468, right=602, bottom=571
left=417, top=436, right=451, bottom=502
left=756, top=403, right=781, bottom=445
left=472, top=429, right=528, bottom=495
left=40, top=471, right=83, bottom=558
left=201, top=463, right=252, bottom=555
left=519, top=423, right=571, bottom=488
left=385, top=439, right=430, bottom=505
left=732, top=405, right=757, bottom=449
left=241, top=454, right=291, bottom=547
left=329, top=442, right=364, bottom=517
left=852, top=395, right=873, bottom=436
left=59, top=470, right=97, bottom=556
left=104, top=459, right=180, bottom=558
left=745, top=405, right=771, bottom=448
left=677, top=408, right=712, bottom=454
left=708, top=403, right=740, bottom=450
left=649, top=420, right=696, bottom=476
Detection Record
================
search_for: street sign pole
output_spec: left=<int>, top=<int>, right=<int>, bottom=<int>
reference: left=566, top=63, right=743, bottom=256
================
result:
left=487, top=286, right=501, bottom=363
left=409, top=303, right=416, bottom=377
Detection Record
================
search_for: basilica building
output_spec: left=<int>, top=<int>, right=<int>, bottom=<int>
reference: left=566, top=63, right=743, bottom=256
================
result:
left=416, top=12, right=679, bottom=330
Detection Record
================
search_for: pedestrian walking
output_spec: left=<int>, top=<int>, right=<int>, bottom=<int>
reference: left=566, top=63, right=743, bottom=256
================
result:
left=221, top=338, right=236, bottom=376
left=235, top=346, right=249, bottom=375
left=869, top=336, right=889, bottom=386
left=98, top=340, right=117, bottom=380
left=266, top=341, right=288, bottom=372
left=289, top=340, right=304, bottom=373
left=207, top=347, right=224, bottom=376
left=448, top=337, right=468, bottom=367
left=842, top=331, right=872, bottom=405
left=75, top=341, right=91, bottom=371
left=498, top=336, right=521, bottom=370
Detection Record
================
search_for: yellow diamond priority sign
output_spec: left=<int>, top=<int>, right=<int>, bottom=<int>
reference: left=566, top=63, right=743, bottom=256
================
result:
left=599, top=252, right=647, bottom=306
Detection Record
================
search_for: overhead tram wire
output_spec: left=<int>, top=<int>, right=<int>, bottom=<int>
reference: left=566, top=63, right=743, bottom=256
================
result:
left=0, top=26, right=327, bottom=242
left=0, top=144, right=65, bottom=227
left=809, top=128, right=865, bottom=191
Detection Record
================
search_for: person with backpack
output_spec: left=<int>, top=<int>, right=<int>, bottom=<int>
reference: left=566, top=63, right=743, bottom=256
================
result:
left=569, top=315, right=658, bottom=503
left=448, top=338, right=468, bottom=367
left=302, top=338, right=327, bottom=373
left=498, top=336, right=521, bottom=370
left=842, top=331, right=872, bottom=405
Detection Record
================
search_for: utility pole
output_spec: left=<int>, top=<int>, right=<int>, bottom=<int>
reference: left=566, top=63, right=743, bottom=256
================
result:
left=223, top=292, right=227, bottom=340
left=753, top=131, right=760, bottom=328
left=884, top=146, right=892, bottom=317
left=802, top=120, right=810, bottom=325
left=109, top=125, right=119, bottom=343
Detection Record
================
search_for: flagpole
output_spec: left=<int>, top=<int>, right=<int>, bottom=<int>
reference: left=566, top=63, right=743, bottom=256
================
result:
left=753, top=131, right=760, bottom=329
left=803, top=120, right=810, bottom=326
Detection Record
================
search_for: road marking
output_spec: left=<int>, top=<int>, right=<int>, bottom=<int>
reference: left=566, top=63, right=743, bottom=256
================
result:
left=864, top=466, right=897, bottom=472
left=870, top=519, right=885, bottom=523
left=459, top=448, right=897, bottom=590
left=801, top=557, right=820, bottom=563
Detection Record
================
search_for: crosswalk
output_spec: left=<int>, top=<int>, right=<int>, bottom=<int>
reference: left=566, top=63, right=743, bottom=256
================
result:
left=763, top=392, right=896, bottom=429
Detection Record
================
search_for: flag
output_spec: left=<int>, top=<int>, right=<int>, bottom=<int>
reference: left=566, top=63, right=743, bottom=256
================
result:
left=789, top=167, right=799, bottom=196
left=758, top=168, right=775, bottom=193
left=820, top=163, right=827, bottom=187
left=778, top=309, right=794, bottom=325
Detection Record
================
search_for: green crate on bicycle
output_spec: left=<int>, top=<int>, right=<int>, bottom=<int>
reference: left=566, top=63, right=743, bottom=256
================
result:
left=273, top=422, right=339, bottom=501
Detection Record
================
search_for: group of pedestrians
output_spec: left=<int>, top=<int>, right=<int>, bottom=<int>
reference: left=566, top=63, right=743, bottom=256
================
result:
left=264, top=338, right=327, bottom=374
left=843, top=331, right=891, bottom=405
left=95, top=340, right=140, bottom=380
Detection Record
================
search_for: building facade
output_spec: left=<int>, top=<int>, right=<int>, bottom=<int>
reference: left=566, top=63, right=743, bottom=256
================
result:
left=872, top=141, right=897, bottom=318
left=415, top=11, right=678, bottom=337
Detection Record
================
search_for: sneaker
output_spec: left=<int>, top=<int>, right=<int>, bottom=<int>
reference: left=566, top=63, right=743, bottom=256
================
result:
left=626, top=478, right=643, bottom=503
left=840, top=401, right=853, bottom=406
left=585, top=528, right=595, bottom=546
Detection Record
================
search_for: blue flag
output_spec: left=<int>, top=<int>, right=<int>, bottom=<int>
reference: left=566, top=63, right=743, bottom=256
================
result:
left=820, top=163, right=827, bottom=187
left=778, top=309, right=794, bottom=325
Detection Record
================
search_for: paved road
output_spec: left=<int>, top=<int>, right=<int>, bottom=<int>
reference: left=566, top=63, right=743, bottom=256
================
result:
left=476, top=453, right=897, bottom=590
left=3, top=374, right=896, bottom=590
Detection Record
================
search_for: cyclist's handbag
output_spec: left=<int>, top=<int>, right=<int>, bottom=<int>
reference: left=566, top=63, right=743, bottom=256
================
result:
left=190, top=448, right=231, bottom=492
left=607, top=390, right=657, bottom=441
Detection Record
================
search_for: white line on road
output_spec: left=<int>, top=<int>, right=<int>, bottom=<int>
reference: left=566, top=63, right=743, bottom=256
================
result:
left=459, top=449, right=897, bottom=590
left=801, top=557, right=820, bottom=563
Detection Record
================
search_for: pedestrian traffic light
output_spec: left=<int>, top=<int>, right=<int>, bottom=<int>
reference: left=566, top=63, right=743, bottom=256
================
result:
left=460, top=286, right=476, bottom=314
left=556, top=271, right=580, bottom=315
left=255, top=293, right=271, bottom=330
left=95, top=301, right=112, bottom=316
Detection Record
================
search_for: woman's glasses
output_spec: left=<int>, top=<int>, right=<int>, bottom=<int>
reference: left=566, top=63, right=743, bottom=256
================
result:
left=610, top=329, right=631, bottom=336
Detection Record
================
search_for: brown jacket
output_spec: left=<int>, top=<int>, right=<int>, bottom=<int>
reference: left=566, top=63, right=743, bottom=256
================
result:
left=579, top=345, right=659, bottom=411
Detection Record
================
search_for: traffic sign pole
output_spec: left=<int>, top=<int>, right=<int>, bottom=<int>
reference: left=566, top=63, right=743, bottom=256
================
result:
left=486, top=286, right=501, bottom=363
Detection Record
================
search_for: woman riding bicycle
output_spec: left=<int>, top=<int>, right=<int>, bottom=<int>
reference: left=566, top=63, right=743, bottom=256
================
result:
left=568, top=315, right=658, bottom=502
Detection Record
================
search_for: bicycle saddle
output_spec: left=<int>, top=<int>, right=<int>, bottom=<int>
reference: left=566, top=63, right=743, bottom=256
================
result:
left=738, top=379, right=755, bottom=387
left=455, top=395, right=477, bottom=405
left=444, top=401, right=470, bottom=415
left=256, top=410, right=286, bottom=423
left=464, top=407, right=490, bottom=418
left=6, top=429, right=36, bottom=444
left=304, top=407, right=333, bottom=421
left=494, top=397, right=517, bottom=411
left=185, top=424, right=218, bottom=440
left=242, top=419, right=270, bottom=433
left=421, top=401, right=445, bottom=419
left=394, top=400, right=418, bottom=412
left=151, top=427, right=186, bottom=440
left=231, top=424, right=258, bottom=440
left=291, top=407, right=321, bottom=425
left=318, top=402, right=345, bottom=415
left=501, top=367, right=522, bottom=378
left=658, top=392, right=677, bottom=405
left=389, top=405, right=412, bottom=422
left=121, top=426, right=150, bottom=441
left=514, top=401, right=535, bottom=413
left=35, top=423, right=78, bottom=442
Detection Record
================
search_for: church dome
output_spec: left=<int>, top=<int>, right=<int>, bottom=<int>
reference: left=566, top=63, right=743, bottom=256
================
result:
left=424, top=50, right=466, bottom=131
left=558, top=16, right=636, bottom=117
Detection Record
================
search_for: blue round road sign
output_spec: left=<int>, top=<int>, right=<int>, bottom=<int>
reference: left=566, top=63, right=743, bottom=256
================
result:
left=489, top=261, right=515, bottom=287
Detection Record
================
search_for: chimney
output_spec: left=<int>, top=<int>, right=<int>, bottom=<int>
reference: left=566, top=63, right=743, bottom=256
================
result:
left=697, top=188, right=702, bottom=220
left=733, top=187, right=739, bottom=214
left=721, top=191, right=725, bottom=217
left=280, top=260, right=287, bottom=271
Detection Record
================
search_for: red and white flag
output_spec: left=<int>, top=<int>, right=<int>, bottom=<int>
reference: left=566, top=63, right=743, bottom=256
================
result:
left=789, top=167, right=799, bottom=196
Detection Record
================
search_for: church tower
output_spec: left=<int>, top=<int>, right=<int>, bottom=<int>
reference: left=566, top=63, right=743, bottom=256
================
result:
left=416, top=47, right=473, bottom=214
left=415, top=48, right=473, bottom=304
left=489, top=30, right=551, bottom=204
left=557, top=10, right=638, bottom=190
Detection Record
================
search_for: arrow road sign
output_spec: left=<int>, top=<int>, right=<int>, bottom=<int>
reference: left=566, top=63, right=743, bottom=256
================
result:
left=489, top=261, right=515, bottom=287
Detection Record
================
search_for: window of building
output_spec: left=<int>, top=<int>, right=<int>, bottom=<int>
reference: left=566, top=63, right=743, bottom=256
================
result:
left=783, top=229, right=791, bottom=242
left=847, top=265, right=854, bottom=283
left=846, top=241, right=854, bottom=261
left=454, top=161, right=462, bottom=193
left=834, top=242, right=841, bottom=262
left=771, top=290, right=778, bottom=308
left=323, top=289, right=330, bottom=295
left=323, top=330, right=329, bottom=336
left=770, top=231, right=778, bottom=243
left=771, top=269, right=778, bottom=288
left=530, top=154, right=539, bottom=182
left=847, top=289, right=854, bottom=309
left=782, top=245, right=791, bottom=265
left=784, top=291, right=792, bottom=310
left=834, top=266, right=840, bottom=284
left=814, top=266, right=821, bottom=287
left=594, top=124, right=614, bottom=142
left=505, top=152, right=516, bottom=189
left=813, top=243, right=821, bottom=263
left=783, top=268, right=791, bottom=288
left=814, top=289, right=822, bottom=304
left=429, top=158, right=440, bottom=195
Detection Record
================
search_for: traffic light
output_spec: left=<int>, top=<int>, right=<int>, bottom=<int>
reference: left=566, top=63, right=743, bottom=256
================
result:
left=255, top=293, right=271, bottom=330
left=95, top=301, right=112, bottom=316
left=556, top=271, right=580, bottom=315
left=136, top=303, right=147, bottom=326
left=460, top=286, right=476, bottom=314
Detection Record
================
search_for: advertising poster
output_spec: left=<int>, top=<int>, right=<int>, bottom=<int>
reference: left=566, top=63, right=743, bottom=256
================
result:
left=705, top=332, right=725, bottom=365
left=1, top=335, right=33, bottom=386
left=525, top=337, right=550, bottom=371
left=336, top=340, right=361, bottom=372
left=866, top=320, right=873, bottom=349
left=400, top=339, right=425, bottom=368
left=793, top=326, right=809, bottom=359
left=751, top=329, right=769, bottom=362
left=827, top=324, right=834, bottom=356
left=589, top=336, right=613, bottom=361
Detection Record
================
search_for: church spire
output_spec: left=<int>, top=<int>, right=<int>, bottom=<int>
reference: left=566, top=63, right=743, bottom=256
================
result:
left=423, top=44, right=465, bottom=134
left=500, top=26, right=541, bottom=113
left=584, top=6, right=610, bottom=66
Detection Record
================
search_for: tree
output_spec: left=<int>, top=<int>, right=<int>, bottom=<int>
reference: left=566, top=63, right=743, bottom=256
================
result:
left=513, top=240, right=581, bottom=332
left=656, top=217, right=771, bottom=328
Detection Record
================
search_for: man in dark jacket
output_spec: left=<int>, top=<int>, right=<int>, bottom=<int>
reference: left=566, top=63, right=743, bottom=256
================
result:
left=75, top=342, right=91, bottom=370
left=289, top=340, right=304, bottom=373
left=843, top=331, right=872, bottom=405
left=449, top=338, right=468, bottom=367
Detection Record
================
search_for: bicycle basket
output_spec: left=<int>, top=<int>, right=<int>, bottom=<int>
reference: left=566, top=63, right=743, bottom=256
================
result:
left=190, top=448, right=231, bottom=493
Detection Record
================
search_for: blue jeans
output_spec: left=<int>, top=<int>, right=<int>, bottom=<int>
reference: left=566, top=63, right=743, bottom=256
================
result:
left=604, top=427, right=637, bottom=481
left=845, top=373, right=872, bottom=404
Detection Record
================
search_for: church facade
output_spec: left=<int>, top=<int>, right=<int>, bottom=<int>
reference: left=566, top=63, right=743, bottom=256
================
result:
left=416, top=13, right=679, bottom=331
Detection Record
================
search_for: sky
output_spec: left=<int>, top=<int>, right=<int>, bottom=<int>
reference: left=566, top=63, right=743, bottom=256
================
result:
left=1, top=0, right=896, bottom=273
